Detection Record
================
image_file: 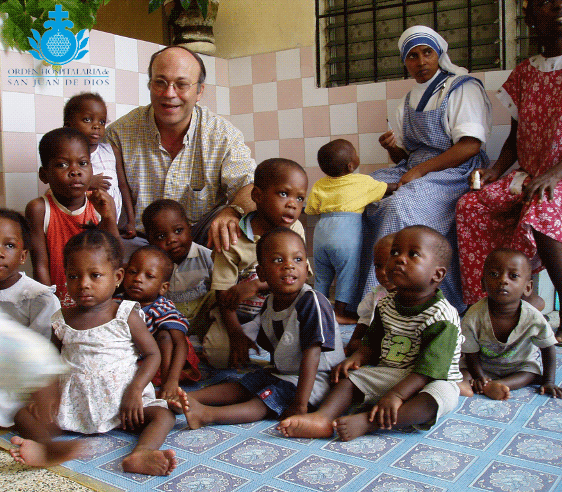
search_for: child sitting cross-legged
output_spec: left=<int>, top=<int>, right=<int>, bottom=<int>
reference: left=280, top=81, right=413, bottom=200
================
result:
left=202, top=158, right=309, bottom=369
left=459, top=248, right=562, bottom=400
left=305, top=139, right=397, bottom=325
left=345, top=233, right=396, bottom=356
left=173, top=227, right=345, bottom=428
left=25, top=127, right=120, bottom=307
left=142, top=199, right=213, bottom=321
left=278, top=225, right=463, bottom=441
left=116, top=246, right=201, bottom=399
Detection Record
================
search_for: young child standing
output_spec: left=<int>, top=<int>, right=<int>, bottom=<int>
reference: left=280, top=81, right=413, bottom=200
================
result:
left=459, top=248, right=561, bottom=400
left=203, top=158, right=309, bottom=369
left=175, top=228, right=344, bottom=428
left=25, top=127, right=120, bottom=307
left=11, top=230, right=177, bottom=476
left=118, top=245, right=200, bottom=399
left=142, top=199, right=213, bottom=320
left=0, top=209, right=61, bottom=428
left=305, top=139, right=396, bottom=324
left=279, top=225, right=463, bottom=441
left=64, top=93, right=136, bottom=237
left=345, top=233, right=396, bottom=356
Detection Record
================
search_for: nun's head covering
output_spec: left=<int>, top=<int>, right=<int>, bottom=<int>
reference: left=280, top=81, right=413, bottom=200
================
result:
left=398, top=25, right=468, bottom=76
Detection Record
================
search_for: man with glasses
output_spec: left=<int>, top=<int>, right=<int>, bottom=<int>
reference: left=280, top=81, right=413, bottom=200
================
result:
left=106, top=46, right=256, bottom=252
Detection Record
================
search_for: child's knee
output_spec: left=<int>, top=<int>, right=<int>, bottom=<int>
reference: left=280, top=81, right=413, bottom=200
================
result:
left=156, top=330, right=172, bottom=347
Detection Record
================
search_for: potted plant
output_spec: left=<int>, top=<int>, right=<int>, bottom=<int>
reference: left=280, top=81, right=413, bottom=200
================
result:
left=0, top=0, right=111, bottom=53
left=149, top=0, right=219, bottom=55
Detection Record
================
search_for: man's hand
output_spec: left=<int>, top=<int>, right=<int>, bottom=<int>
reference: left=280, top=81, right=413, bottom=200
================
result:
left=208, top=207, right=242, bottom=253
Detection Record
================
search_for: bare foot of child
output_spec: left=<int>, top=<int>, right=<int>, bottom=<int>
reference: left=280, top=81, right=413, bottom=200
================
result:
left=483, top=381, right=511, bottom=400
left=122, top=448, right=177, bottom=476
left=181, top=394, right=211, bottom=430
left=457, top=380, right=474, bottom=397
left=277, top=413, right=334, bottom=438
left=334, top=413, right=376, bottom=441
left=9, top=436, right=84, bottom=467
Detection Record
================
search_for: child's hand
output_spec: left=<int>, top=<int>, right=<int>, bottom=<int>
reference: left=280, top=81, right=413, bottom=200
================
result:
left=220, top=282, right=260, bottom=310
left=120, top=385, right=144, bottom=430
left=121, top=220, right=137, bottom=239
left=540, top=382, right=562, bottom=398
left=279, top=402, right=308, bottom=421
left=229, top=334, right=258, bottom=368
left=159, top=381, right=180, bottom=401
left=90, top=173, right=112, bottom=191
left=369, top=392, right=403, bottom=430
left=90, top=188, right=117, bottom=222
left=331, top=356, right=361, bottom=383
left=471, top=377, right=491, bottom=394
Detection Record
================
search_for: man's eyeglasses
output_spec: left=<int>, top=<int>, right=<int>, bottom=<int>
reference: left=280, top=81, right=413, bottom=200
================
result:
left=149, top=79, right=197, bottom=94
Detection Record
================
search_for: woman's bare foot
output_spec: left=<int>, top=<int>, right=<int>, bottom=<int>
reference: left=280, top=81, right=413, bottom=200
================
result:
left=277, top=413, right=334, bottom=438
left=122, top=448, right=177, bottom=476
left=334, top=413, right=377, bottom=441
left=483, top=381, right=511, bottom=400
left=182, top=395, right=211, bottom=430
left=457, top=380, right=474, bottom=397
left=9, top=436, right=84, bottom=467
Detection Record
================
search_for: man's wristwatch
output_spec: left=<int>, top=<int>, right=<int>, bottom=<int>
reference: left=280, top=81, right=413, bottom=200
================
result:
left=228, top=204, right=245, bottom=217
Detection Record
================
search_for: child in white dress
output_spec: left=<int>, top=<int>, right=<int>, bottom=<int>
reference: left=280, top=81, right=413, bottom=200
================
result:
left=11, top=229, right=177, bottom=476
left=0, top=209, right=60, bottom=428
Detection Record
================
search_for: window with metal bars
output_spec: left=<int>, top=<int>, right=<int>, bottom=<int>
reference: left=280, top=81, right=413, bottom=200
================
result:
left=315, top=0, right=535, bottom=87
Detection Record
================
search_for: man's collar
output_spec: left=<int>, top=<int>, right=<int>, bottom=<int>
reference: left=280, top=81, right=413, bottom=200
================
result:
left=148, top=104, right=199, bottom=145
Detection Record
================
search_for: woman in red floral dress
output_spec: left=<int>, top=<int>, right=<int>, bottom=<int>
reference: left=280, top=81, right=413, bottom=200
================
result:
left=456, top=0, right=562, bottom=340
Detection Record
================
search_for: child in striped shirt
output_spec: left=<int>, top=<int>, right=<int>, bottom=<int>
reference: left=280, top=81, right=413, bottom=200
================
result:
left=278, top=225, right=463, bottom=441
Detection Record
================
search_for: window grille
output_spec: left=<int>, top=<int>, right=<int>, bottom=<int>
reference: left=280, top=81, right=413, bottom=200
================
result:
left=315, top=0, right=529, bottom=87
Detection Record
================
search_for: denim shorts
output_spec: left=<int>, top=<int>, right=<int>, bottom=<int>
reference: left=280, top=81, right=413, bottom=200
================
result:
left=239, top=369, right=297, bottom=417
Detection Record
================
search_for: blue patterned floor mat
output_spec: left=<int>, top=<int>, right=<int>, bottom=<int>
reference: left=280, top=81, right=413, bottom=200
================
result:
left=2, top=340, right=562, bottom=491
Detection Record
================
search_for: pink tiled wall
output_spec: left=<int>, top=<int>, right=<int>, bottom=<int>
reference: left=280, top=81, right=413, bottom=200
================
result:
left=0, top=31, right=513, bottom=216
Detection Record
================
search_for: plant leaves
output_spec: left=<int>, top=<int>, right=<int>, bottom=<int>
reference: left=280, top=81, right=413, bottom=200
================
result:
left=148, top=0, right=165, bottom=14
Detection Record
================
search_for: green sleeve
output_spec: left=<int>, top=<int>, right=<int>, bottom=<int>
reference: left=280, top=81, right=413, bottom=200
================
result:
left=413, top=320, right=459, bottom=379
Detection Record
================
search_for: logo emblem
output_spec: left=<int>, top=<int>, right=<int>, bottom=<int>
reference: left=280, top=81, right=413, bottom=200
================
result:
left=28, top=5, right=88, bottom=66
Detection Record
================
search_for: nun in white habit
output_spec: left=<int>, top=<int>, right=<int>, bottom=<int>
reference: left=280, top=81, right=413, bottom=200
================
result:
left=359, top=25, right=492, bottom=313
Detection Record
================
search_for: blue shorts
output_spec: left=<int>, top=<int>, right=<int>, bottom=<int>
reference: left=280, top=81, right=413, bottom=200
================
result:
left=238, top=370, right=297, bottom=417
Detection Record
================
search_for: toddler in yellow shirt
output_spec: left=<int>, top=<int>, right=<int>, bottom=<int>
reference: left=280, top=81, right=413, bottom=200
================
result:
left=305, top=139, right=397, bottom=324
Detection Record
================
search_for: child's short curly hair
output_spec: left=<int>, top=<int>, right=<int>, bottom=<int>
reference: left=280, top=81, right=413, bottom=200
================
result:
left=254, top=158, right=307, bottom=190
left=129, top=245, right=174, bottom=282
left=63, top=92, right=106, bottom=126
left=141, top=199, right=190, bottom=234
left=39, top=127, right=90, bottom=169
left=256, top=227, right=306, bottom=265
left=317, top=139, right=357, bottom=177
left=0, top=208, right=31, bottom=250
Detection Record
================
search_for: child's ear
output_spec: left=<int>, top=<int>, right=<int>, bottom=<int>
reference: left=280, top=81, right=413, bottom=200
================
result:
left=251, top=185, right=262, bottom=205
left=38, top=167, right=49, bottom=184
left=256, top=264, right=266, bottom=282
left=346, top=161, right=355, bottom=174
left=159, top=281, right=170, bottom=296
left=19, top=249, right=28, bottom=265
left=431, top=266, right=447, bottom=284
left=523, top=278, right=533, bottom=298
left=115, top=267, right=125, bottom=287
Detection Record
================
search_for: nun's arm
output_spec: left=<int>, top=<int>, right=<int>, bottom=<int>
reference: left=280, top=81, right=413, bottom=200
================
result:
left=397, top=136, right=482, bottom=186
